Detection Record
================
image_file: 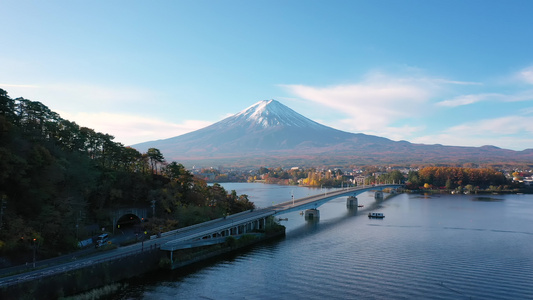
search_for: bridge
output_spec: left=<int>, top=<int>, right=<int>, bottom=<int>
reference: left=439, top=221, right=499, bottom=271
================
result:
left=159, top=184, right=403, bottom=254
left=0, top=184, right=402, bottom=289
left=271, top=183, right=402, bottom=216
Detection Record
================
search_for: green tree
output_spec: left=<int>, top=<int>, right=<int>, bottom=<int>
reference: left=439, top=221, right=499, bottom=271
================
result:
left=388, top=170, right=404, bottom=184
left=407, top=171, right=421, bottom=188
left=147, top=148, right=164, bottom=174
left=445, top=178, right=453, bottom=190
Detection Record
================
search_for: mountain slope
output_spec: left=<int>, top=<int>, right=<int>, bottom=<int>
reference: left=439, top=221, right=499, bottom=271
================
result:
left=132, top=100, right=533, bottom=167
left=134, top=100, right=391, bottom=153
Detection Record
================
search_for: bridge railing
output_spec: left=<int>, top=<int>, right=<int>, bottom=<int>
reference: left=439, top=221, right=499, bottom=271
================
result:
left=153, top=209, right=260, bottom=240
left=272, top=184, right=403, bottom=212
left=0, top=245, right=161, bottom=288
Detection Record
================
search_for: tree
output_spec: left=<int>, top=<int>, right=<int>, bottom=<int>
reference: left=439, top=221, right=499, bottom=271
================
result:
left=445, top=178, right=453, bottom=190
left=407, top=171, right=421, bottom=188
left=388, top=170, right=404, bottom=184
left=164, top=162, right=194, bottom=196
left=147, top=148, right=164, bottom=174
left=0, top=89, right=16, bottom=122
left=258, top=167, right=270, bottom=175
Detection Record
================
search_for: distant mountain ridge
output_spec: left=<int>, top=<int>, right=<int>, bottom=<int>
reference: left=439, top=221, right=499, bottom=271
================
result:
left=132, top=100, right=533, bottom=167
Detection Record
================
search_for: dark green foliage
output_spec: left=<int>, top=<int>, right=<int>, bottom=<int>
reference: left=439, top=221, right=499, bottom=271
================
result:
left=237, top=234, right=257, bottom=245
left=0, top=89, right=254, bottom=263
left=264, top=216, right=285, bottom=235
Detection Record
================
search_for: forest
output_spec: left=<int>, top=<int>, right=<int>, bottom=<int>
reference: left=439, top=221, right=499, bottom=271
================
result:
left=0, top=88, right=254, bottom=265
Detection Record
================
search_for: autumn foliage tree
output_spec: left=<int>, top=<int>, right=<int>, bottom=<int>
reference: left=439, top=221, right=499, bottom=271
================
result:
left=410, top=166, right=507, bottom=189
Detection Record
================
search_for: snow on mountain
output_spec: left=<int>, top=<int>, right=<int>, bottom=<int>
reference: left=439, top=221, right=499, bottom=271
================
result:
left=226, top=99, right=325, bottom=129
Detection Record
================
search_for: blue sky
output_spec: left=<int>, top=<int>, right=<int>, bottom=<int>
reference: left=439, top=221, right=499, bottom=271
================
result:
left=2, top=1, right=533, bottom=150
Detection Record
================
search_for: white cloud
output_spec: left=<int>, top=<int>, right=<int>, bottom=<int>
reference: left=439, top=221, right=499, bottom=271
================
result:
left=413, top=134, right=533, bottom=150
left=518, top=66, right=533, bottom=84
left=0, top=83, right=41, bottom=89
left=359, top=124, right=426, bottom=142
left=437, top=90, right=533, bottom=108
left=445, top=116, right=533, bottom=135
left=282, top=74, right=434, bottom=133
left=504, top=90, right=533, bottom=102
left=1, top=82, right=157, bottom=112
left=432, top=79, right=483, bottom=86
left=281, top=68, right=533, bottom=150
left=2, top=82, right=214, bottom=146
left=436, top=93, right=500, bottom=107
left=59, top=111, right=213, bottom=146
left=412, top=116, right=533, bottom=150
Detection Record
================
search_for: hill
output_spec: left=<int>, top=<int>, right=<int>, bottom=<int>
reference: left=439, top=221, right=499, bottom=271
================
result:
left=0, top=88, right=252, bottom=264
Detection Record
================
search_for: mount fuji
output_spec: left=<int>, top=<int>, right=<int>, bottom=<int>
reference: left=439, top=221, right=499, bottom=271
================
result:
left=132, top=100, right=533, bottom=167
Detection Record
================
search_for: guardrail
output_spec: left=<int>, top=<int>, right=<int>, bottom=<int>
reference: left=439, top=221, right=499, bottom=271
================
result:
left=0, top=244, right=160, bottom=288
left=152, top=207, right=271, bottom=240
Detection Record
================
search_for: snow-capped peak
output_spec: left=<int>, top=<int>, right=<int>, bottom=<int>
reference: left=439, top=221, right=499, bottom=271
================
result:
left=231, top=99, right=323, bottom=128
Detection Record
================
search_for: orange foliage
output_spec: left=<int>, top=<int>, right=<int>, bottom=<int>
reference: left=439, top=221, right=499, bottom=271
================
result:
left=418, top=167, right=506, bottom=188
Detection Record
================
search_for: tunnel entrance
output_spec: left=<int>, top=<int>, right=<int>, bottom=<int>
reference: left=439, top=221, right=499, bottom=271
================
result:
left=116, top=213, right=142, bottom=234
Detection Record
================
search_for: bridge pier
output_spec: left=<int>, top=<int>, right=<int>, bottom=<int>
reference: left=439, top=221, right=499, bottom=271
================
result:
left=346, top=195, right=358, bottom=208
left=304, top=209, right=320, bottom=220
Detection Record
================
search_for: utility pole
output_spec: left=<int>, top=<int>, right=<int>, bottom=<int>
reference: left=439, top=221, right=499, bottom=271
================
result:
left=76, top=210, right=81, bottom=241
left=32, top=238, right=37, bottom=268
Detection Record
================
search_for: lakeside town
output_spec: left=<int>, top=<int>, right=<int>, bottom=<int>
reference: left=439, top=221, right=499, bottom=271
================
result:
left=192, top=165, right=533, bottom=192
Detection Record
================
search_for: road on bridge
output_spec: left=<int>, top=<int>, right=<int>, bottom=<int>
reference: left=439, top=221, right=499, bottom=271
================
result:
left=271, top=184, right=402, bottom=213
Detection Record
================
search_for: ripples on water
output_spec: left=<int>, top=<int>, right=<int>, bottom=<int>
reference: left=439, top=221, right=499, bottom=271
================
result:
left=113, top=185, right=533, bottom=300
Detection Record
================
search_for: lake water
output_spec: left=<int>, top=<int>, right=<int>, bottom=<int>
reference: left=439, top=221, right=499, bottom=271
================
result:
left=112, top=183, right=533, bottom=299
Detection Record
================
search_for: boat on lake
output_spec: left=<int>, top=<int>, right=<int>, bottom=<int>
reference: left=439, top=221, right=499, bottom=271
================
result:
left=368, top=212, right=385, bottom=218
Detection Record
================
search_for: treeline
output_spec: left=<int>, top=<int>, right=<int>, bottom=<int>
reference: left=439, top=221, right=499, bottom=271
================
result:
left=249, top=166, right=404, bottom=187
left=250, top=165, right=512, bottom=191
left=406, top=167, right=508, bottom=190
left=0, top=89, right=253, bottom=263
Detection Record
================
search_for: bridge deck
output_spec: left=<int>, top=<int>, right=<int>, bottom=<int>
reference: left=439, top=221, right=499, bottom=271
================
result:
left=271, top=184, right=402, bottom=214
left=160, top=184, right=402, bottom=251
